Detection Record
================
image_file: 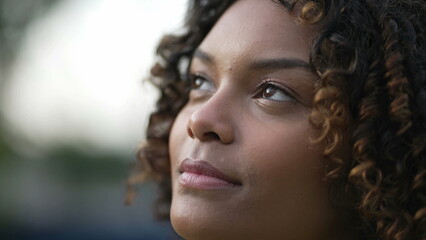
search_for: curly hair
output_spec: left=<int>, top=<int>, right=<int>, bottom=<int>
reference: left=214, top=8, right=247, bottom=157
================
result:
left=127, top=0, right=426, bottom=239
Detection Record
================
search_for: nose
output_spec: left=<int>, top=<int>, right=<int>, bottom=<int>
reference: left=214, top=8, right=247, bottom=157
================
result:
left=187, top=93, right=235, bottom=144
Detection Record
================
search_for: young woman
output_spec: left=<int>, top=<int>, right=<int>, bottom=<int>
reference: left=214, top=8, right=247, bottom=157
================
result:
left=128, top=0, right=426, bottom=239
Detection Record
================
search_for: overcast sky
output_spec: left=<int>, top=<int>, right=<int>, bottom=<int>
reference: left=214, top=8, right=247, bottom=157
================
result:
left=1, top=0, right=187, bottom=154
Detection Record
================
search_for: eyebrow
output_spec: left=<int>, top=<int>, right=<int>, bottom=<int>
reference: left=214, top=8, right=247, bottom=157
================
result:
left=193, top=48, right=311, bottom=71
left=249, top=58, right=310, bottom=70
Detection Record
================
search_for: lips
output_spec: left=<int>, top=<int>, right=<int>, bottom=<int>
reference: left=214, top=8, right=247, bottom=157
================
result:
left=178, top=158, right=241, bottom=189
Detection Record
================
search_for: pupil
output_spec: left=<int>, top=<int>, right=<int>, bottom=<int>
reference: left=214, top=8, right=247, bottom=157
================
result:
left=195, top=78, right=203, bottom=87
left=264, top=86, right=276, bottom=98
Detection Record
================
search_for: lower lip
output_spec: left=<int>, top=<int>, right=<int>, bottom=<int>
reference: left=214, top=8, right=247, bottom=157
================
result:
left=179, top=172, right=239, bottom=189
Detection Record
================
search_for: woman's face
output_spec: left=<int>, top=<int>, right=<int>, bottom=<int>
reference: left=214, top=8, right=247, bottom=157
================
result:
left=169, top=0, right=344, bottom=239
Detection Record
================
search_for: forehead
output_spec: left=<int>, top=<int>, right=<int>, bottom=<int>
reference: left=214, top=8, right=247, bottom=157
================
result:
left=198, top=0, right=315, bottom=62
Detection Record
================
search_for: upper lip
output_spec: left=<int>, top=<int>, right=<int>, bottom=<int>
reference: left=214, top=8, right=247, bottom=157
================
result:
left=179, top=158, right=241, bottom=185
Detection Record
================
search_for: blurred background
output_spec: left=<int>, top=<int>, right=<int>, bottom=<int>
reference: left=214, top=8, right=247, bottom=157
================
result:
left=0, top=0, right=187, bottom=239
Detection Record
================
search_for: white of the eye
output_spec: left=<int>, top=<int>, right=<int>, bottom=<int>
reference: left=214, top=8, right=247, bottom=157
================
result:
left=263, top=86, right=293, bottom=102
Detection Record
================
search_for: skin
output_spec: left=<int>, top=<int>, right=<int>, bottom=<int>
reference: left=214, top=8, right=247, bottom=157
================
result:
left=169, top=0, right=354, bottom=239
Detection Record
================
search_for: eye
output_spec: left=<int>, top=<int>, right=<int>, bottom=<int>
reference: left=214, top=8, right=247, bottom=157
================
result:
left=255, top=83, right=295, bottom=102
left=189, top=74, right=215, bottom=92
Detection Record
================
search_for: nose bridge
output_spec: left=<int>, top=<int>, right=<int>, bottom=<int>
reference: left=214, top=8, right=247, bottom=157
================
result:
left=187, top=86, right=236, bottom=144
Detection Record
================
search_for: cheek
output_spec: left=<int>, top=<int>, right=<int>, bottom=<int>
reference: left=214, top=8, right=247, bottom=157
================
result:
left=243, top=118, right=320, bottom=180
left=240, top=120, right=334, bottom=233
left=249, top=127, right=322, bottom=183
left=249, top=132, right=328, bottom=205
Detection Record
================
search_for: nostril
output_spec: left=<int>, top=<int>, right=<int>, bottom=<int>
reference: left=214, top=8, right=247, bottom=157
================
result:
left=203, top=132, right=221, bottom=141
left=187, top=126, right=195, bottom=139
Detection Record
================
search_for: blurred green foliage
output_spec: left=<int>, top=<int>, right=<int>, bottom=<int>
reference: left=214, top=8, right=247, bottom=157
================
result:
left=46, top=146, right=133, bottom=185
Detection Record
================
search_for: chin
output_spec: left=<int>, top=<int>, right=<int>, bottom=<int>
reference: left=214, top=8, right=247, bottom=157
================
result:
left=171, top=214, right=230, bottom=240
left=170, top=197, right=250, bottom=240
